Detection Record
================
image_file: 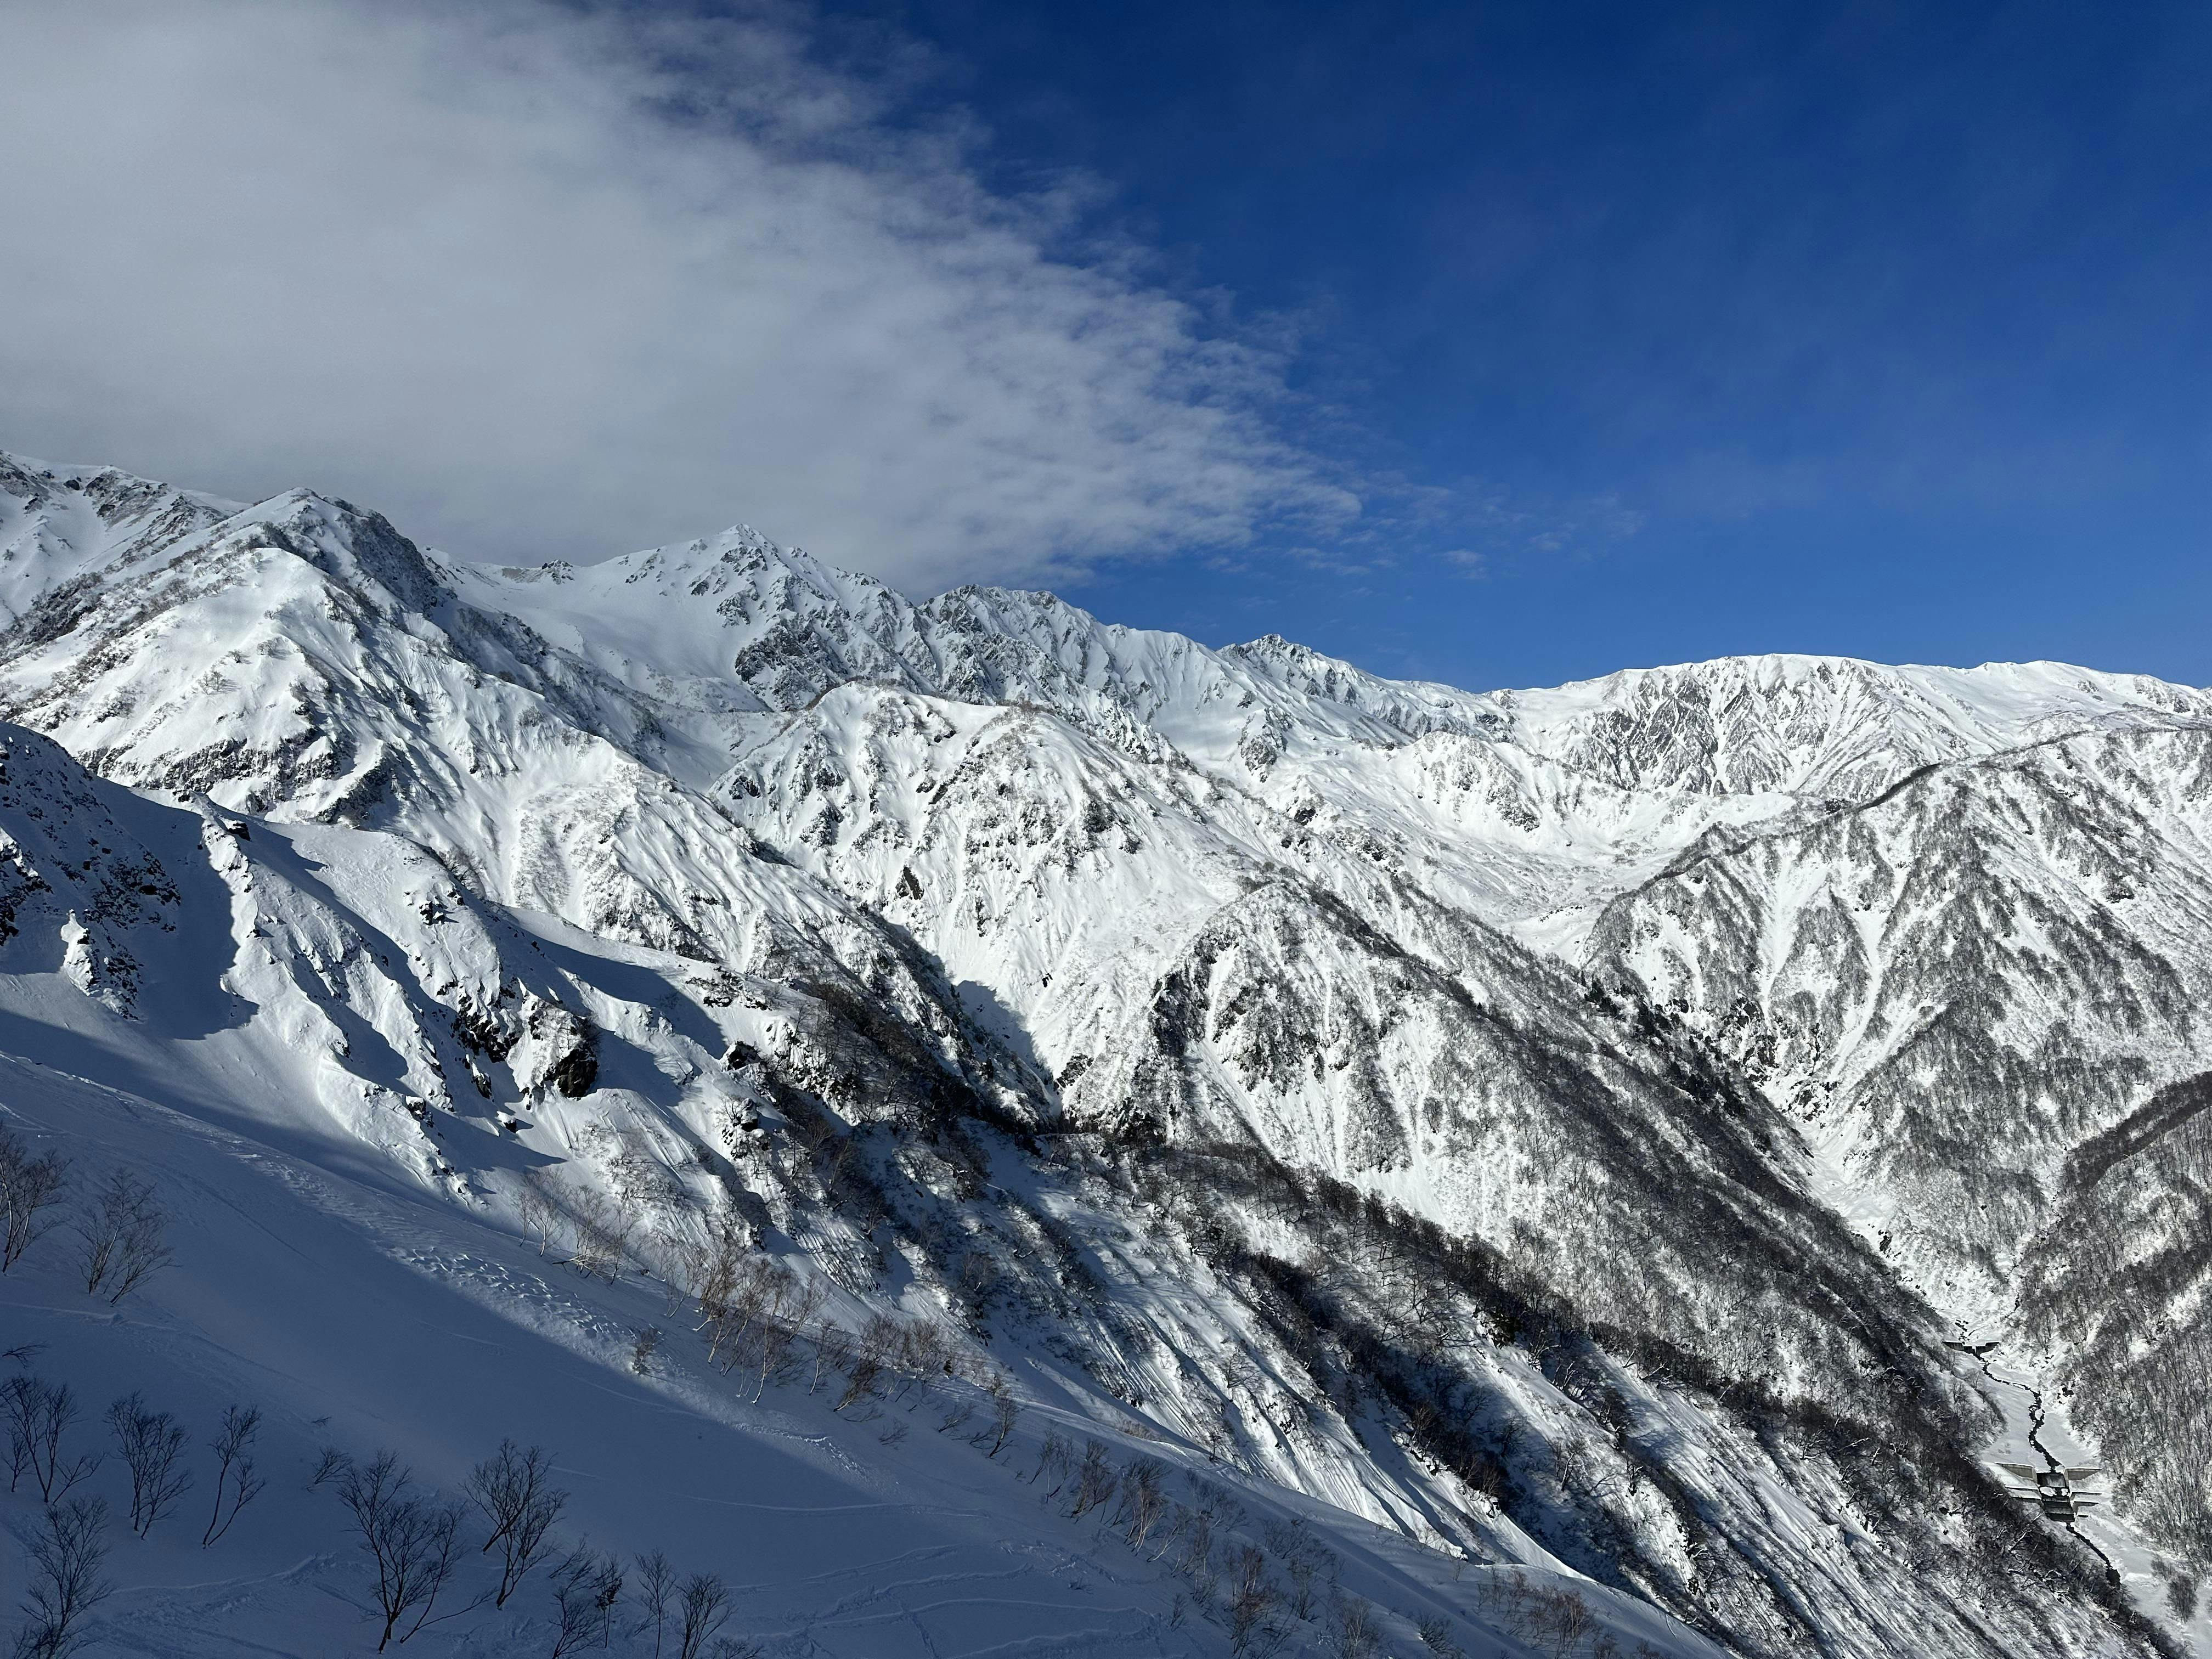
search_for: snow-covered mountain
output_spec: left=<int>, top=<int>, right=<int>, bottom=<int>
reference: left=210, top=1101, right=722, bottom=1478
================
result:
left=1, top=451, right=2203, bottom=1657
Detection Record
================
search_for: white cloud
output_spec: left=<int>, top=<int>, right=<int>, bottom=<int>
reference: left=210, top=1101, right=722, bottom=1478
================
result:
left=0, top=0, right=1356, bottom=589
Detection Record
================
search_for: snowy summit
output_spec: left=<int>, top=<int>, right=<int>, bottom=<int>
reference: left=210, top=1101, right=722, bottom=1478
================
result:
left=1, top=452, right=2207, bottom=1658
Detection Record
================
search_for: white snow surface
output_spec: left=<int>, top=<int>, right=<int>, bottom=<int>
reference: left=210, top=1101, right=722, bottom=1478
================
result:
left=1, top=452, right=2205, bottom=1657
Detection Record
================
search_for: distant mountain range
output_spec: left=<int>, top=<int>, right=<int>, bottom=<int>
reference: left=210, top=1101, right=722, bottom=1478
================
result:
left=2, top=450, right=2204, bottom=1657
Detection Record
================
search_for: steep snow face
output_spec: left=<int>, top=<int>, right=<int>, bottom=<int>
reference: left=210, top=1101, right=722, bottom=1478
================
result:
left=0, top=724, right=182, bottom=1015
left=1588, top=719, right=2212, bottom=1614
left=1589, top=723, right=2212, bottom=1303
left=0, top=452, right=2196, bottom=1658
left=1491, top=652, right=2212, bottom=800
left=0, top=452, right=239, bottom=628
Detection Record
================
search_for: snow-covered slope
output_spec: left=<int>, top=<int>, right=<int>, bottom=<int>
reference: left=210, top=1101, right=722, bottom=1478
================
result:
left=0, top=451, right=2198, bottom=1657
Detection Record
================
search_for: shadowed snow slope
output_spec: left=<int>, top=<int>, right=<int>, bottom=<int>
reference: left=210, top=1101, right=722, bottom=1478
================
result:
left=0, top=452, right=2203, bottom=1657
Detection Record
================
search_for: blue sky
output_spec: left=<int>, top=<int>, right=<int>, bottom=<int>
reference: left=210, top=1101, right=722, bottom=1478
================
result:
left=4, top=2, right=2207, bottom=693
left=826, top=0, right=2212, bottom=689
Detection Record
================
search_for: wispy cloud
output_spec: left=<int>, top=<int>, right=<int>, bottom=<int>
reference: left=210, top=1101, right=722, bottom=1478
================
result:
left=0, top=1, right=1356, bottom=589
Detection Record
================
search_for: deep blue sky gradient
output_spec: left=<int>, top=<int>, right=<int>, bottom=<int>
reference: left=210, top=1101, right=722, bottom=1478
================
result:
left=817, top=0, right=2210, bottom=690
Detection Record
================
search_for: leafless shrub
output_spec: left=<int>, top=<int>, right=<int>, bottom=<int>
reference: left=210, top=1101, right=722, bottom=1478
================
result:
left=1530, top=1584, right=1596, bottom=1657
left=311, top=1445, right=354, bottom=1489
left=631, top=1328, right=663, bottom=1376
left=548, top=1544, right=623, bottom=1658
left=836, top=1313, right=899, bottom=1412
left=892, top=1321, right=953, bottom=1405
left=679, top=1212, right=750, bottom=1319
left=809, top=1322, right=850, bottom=1394
left=4, top=1376, right=97, bottom=1502
left=749, top=1317, right=799, bottom=1403
left=1114, top=1458, right=1167, bottom=1549
left=1263, top=1519, right=1329, bottom=1620
left=676, top=1572, right=731, bottom=1659
left=201, top=1404, right=264, bottom=1547
left=1149, top=1503, right=1191, bottom=1565
left=106, top=1394, right=191, bottom=1539
left=518, top=1175, right=568, bottom=1260
left=1414, top=1611, right=1462, bottom=1657
left=1173, top=1481, right=1238, bottom=1582
left=634, top=1551, right=676, bottom=1658
left=1327, top=1595, right=1382, bottom=1659
left=335, top=1452, right=471, bottom=1652
left=1029, top=1429, right=1070, bottom=1493
left=785, top=1277, right=829, bottom=1342
left=1226, top=1545, right=1282, bottom=1655
left=1067, top=1438, right=1118, bottom=1519
left=974, top=1372, right=1019, bottom=1459
left=74, top=1169, right=170, bottom=1304
left=466, top=1440, right=568, bottom=1606
left=569, top=1187, right=632, bottom=1282
left=607, top=1127, right=678, bottom=1215
left=0, top=1127, right=69, bottom=1272
left=706, top=1259, right=787, bottom=1373
left=12, top=1496, right=112, bottom=1659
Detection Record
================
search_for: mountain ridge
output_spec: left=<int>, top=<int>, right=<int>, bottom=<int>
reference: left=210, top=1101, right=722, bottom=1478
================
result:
left=0, top=448, right=2202, bottom=1658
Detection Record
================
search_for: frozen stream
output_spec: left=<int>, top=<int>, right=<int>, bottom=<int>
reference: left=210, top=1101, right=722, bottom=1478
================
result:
left=1956, top=1334, right=2208, bottom=1657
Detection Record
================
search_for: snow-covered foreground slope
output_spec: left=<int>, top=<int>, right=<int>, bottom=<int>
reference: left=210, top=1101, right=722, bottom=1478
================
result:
left=14, top=1051, right=1714, bottom=1659
left=0, top=452, right=2202, bottom=1656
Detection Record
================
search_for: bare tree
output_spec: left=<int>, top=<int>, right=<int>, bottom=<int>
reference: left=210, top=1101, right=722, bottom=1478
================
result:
left=835, top=1314, right=898, bottom=1412
left=1226, top=1546, right=1280, bottom=1656
left=310, top=1446, right=354, bottom=1489
left=546, top=1544, right=623, bottom=1658
left=74, top=1169, right=171, bottom=1304
left=201, top=1404, right=264, bottom=1547
left=1114, top=1458, right=1166, bottom=1550
left=1414, top=1611, right=1463, bottom=1657
left=1530, top=1585, right=1596, bottom=1657
left=633, top=1550, right=676, bottom=1658
left=682, top=1212, right=751, bottom=1323
left=1173, top=1496, right=1218, bottom=1581
left=808, top=1323, right=850, bottom=1395
left=749, top=1317, right=799, bottom=1403
left=1, top=1373, right=32, bottom=1493
left=891, top=1321, right=951, bottom=1406
left=518, top=1175, right=568, bottom=1260
left=568, top=1185, right=633, bottom=1283
left=465, top=1440, right=568, bottom=1606
left=335, top=1452, right=471, bottom=1651
left=12, top=1497, right=112, bottom=1659
left=607, top=1127, right=675, bottom=1214
left=0, top=1127, right=69, bottom=1272
left=969, top=1372, right=1019, bottom=1460
left=656, top=1229, right=702, bottom=1316
left=1263, top=1520, right=1328, bottom=1621
left=1026, top=1429, right=1069, bottom=1491
left=1327, top=1595, right=1381, bottom=1659
left=107, top=1394, right=192, bottom=1539
left=784, top=1278, right=829, bottom=1341
left=676, top=1573, right=732, bottom=1659
left=1067, top=1440, right=1118, bottom=1519
left=4, top=1376, right=97, bottom=1502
